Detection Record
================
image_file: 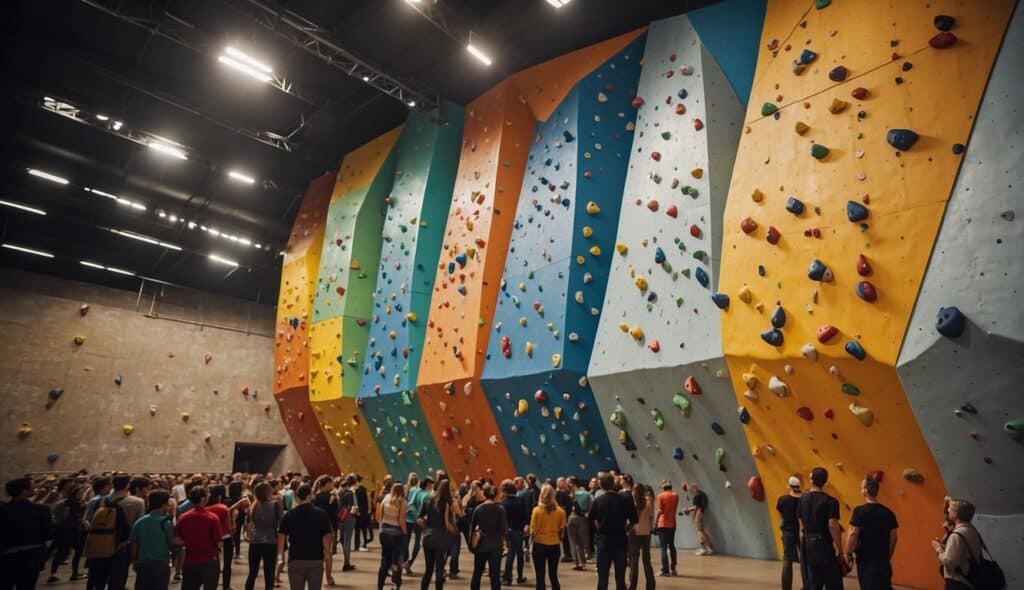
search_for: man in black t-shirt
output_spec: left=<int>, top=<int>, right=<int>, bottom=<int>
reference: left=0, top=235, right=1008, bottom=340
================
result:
left=844, top=477, right=898, bottom=590
left=555, top=478, right=574, bottom=561
left=683, top=483, right=714, bottom=555
left=798, top=467, right=843, bottom=590
left=590, top=474, right=637, bottom=590
left=278, top=484, right=334, bottom=590
left=777, top=476, right=807, bottom=590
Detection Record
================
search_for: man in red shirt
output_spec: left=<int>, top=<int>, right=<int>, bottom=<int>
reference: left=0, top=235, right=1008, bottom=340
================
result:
left=173, top=486, right=222, bottom=590
left=655, top=481, right=679, bottom=576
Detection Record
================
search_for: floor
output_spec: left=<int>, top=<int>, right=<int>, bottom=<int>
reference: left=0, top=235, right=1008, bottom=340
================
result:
left=40, top=542, right=910, bottom=589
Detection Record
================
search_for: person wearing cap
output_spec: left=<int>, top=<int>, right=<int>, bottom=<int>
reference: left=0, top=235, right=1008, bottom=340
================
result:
left=777, top=476, right=806, bottom=590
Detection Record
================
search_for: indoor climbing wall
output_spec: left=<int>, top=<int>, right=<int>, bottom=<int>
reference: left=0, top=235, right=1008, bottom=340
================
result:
left=588, top=3, right=776, bottom=559
left=415, top=30, right=646, bottom=482
left=896, top=3, right=1024, bottom=585
left=715, top=1, right=1015, bottom=587
left=274, top=171, right=341, bottom=476
left=358, top=107, right=464, bottom=480
left=479, top=36, right=645, bottom=480
left=306, top=128, right=402, bottom=483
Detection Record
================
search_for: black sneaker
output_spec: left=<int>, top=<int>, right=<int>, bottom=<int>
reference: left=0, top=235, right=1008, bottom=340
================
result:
left=342, top=565, right=356, bottom=572
left=516, top=577, right=528, bottom=585
left=47, top=576, right=60, bottom=584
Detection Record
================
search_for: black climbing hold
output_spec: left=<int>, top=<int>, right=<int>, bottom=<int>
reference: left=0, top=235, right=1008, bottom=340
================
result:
left=757, top=265, right=766, bottom=277
left=761, top=328, right=784, bottom=347
left=952, top=143, right=965, bottom=155
left=673, top=447, right=685, bottom=460
left=695, top=267, right=709, bottom=288
left=847, top=201, right=869, bottom=222
left=902, top=62, right=913, bottom=72
left=960, top=403, right=978, bottom=415
left=563, top=130, right=575, bottom=143
left=934, top=14, right=955, bottom=31
left=738, top=407, right=751, bottom=424
left=936, top=306, right=967, bottom=338
left=786, top=197, right=805, bottom=215
left=711, top=293, right=730, bottom=310
left=829, top=66, right=848, bottom=82
left=47, top=452, right=59, bottom=464
left=771, top=305, right=786, bottom=329
left=711, top=422, right=725, bottom=435
left=887, top=129, right=919, bottom=151
left=807, top=259, right=831, bottom=281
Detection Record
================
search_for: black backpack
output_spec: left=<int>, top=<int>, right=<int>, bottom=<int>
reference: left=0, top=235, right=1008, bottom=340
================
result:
left=952, top=531, right=1006, bottom=590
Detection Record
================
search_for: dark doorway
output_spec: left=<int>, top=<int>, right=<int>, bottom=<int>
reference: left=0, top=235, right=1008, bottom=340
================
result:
left=232, top=443, right=286, bottom=474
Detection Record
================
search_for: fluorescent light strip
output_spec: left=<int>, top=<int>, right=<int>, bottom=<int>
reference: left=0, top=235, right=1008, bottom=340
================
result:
left=217, top=56, right=273, bottom=83
left=228, top=170, right=255, bottom=184
left=2, top=243, right=54, bottom=258
left=27, top=168, right=69, bottom=185
left=106, top=266, right=135, bottom=276
left=224, top=47, right=272, bottom=73
left=147, top=141, right=188, bottom=160
left=84, top=187, right=118, bottom=200
left=466, top=44, right=492, bottom=66
left=80, top=260, right=105, bottom=269
left=96, top=114, right=109, bottom=121
left=209, top=254, right=238, bottom=267
left=80, top=260, right=136, bottom=277
left=112, top=121, right=123, bottom=131
left=109, top=229, right=182, bottom=251
left=85, top=187, right=146, bottom=211
left=0, top=199, right=46, bottom=215
left=546, top=0, right=571, bottom=6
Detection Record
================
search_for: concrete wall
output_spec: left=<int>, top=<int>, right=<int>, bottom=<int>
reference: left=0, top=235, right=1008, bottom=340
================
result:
left=1, top=267, right=302, bottom=479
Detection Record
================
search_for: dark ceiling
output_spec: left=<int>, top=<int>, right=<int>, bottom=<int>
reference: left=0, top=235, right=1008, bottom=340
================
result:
left=0, top=0, right=716, bottom=303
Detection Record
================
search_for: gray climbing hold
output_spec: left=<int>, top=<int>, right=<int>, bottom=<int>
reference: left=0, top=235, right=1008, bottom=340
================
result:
left=886, top=129, right=919, bottom=151
left=935, top=306, right=966, bottom=338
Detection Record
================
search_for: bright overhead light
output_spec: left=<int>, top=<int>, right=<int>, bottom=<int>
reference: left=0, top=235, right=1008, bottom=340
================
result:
left=80, top=260, right=106, bottom=269
left=158, top=211, right=167, bottom=218
left=106, top=266, right=135, bottom=276
left=467, top=44, right=492, bottom=66
left=228, top=170, right=255, bottom=184
left=187, top=221, right=197, bottom=229
left=86, top=188, right=147, bottom=211
left=27, top=168, right=69, bottom=185
left=80, top=260, right=135, bottom=276
left=168, top=214, right=178, bottom=223
left=362, top=76, right=370, bottom=82
left=219, top=47, right=273, bottom=84
left=218, top=55, right=273, bottom=83
left=96, top=114, right=109, bottom=121
left=0, top=199, right=46, bottom=215
left=408, top=100, right=416, bottom=108
left=254, top=243, right=262, bottom=249
left=238, top=237, right=252, bottom=246
left=208, top=228, right=221, bottom=237
left=405, top=0, right=422, bottom=4
left=209, top=254, right=238, bottom=267
left=113, top=121, right=123, bottom=131
left=224, top=47, right=272, bottom=73
left=84, top=187, right=117, bottom=200
left=2, top=243, right=54, bottom=258
left=130, top=202, right=146, bottom=211
left=109, top=228, right=182, bottom=251
left=546, top=0, right=572, bottom=6
left=147, top=141, right=188, bottom=160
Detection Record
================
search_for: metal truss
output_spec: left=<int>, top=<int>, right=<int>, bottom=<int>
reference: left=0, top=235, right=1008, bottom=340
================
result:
left=220, top=0, right=441, bottom=113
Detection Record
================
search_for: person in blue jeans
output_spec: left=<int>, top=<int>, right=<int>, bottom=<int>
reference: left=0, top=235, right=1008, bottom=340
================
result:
left=500, top=480, right=528, bottom=585
left=589, top=474, right=637, bottom=590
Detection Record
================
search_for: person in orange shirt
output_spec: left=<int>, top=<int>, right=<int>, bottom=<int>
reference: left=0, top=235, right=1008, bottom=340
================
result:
left=654, top=481, right=679, bottom=576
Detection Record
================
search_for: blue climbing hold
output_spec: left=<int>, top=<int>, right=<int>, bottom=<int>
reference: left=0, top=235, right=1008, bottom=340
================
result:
left=807, top=259, right=831, bottom=281
left=761, top=328, right=784, bottom=347
left=845, top=340, right=867, bottom=360
left=934, top=14, right=955, bottom=31
left=711, top=293, right=730, bottom=310
left=447, top=261, right=456, bottom=275
left=563, top=130, right=575, bottom=143
left=952, top=143, right=965, bottom=155
left=738, top=407, right=751, bottom=425
left=847, top=201, right=869, bottom=222
left=654, top=247, right=666, bottom=264
left=695, top=267, right=709, bottom=288
left=799, top=49, right=818, bottom=65
left=711, top=422, right=725, bottom=435
left=47, top=452, right=59, bottom=464
left=771, top=305, right=786, bottom=329
left=887, top=129, right=919, bottom=151
left=457, top=285, right=467, bottom=295
left=677, top=89, right=688, bottom=100
left=936, top=306, right=967, bottom=338
left=289, top=317, right=299, bottom=329
left=828, top=66, right=848, bottom=82
left=786, top=197, right=805, bottom=215
left=673, top=447, right=685, bottom=460
left=455, top=253, right=468, bottom=268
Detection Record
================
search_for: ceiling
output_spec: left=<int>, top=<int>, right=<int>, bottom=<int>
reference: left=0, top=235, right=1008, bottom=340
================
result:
left=0, top=0, right=718, bottom=302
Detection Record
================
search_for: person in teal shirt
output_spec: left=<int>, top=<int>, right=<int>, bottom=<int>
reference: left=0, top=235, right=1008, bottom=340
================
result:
left=403, top=475, right=433, bottom=574
left=131, top=490, right=174, bottom=590
left=282, top=480, right=297, bottom=511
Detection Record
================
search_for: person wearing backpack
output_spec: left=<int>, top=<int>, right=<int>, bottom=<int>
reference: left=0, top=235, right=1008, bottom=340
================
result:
left=467, top=484, right=507, bottom=590
left=0, top=477, right=54, bottom=590
left=932, top=499, right=1006, bottom=590
left=84, top=475, right=133, bottom=590
left=130, top=490, right=174, bottom=590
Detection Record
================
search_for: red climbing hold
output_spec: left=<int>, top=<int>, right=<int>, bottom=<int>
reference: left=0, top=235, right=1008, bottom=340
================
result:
left=856, top=281, right=878, bottom=302
left=684, top=376, right=703, bottom=395
left=669, top=53, right=677, bottom=62
left=648, top=340, right=661, bottom=353
left=651, top=151, right=662, bottom=162
left=851, top=87, right=869, bottom=100
left=534, top=389, right=548, bottom=404
left=647, top=200, right=659, bottom=212
left=747, top=476, right=765, bottom=502
left=856, top=253, right=872, bottom=276
left=694, top=119, right=704, bottom=131
left=666, top=205, right=678, bottom=218
left=675, top=103, right=686, bottom=115
left=631, top=96, right=645, bottom=108
left=766, top=226, right=781, bottom=245
left=817, top=325, right=839, bottom=343
left=867, top=469, right=884, bottom=482
left=824, top=408, right=835, bottom=419
left=689, top=224, right=702, bottom=239
left=336, top=286, right=346, bottom=296
left=797, top=407, right=814, bottom=421
left=584, top=170, right=593, bottom=179
left=929, top=31, right=957, bottom=49
left=442, top=427, right=454, bottom=440
left=500, top=335, right=511, bottom=358
left=740, top=217, right=758, bottom=234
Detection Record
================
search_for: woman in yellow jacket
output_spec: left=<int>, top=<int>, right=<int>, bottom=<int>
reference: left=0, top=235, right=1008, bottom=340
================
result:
left=529, top=484, right=566, bottom=590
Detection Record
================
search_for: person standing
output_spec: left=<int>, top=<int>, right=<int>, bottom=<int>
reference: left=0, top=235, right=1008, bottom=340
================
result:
left=566, top=477, right=591, bottom=571
left=49, top=481, right=88, bottom=582
left=682, top=483, right=713, bottom=556
left=403, top=474, right=425, bottom=576
left=207, top=485, right=236, bottom=590
left=173, top=486, right=223, bottom=590
left=337, top=476, right=357, bottom=572
left=354, top=475, right=372, bottom=551
left=529, top=484, right=566, bottom=590
left=312, top=476, right=339, bottom=565
left=277, top=484, right=333, bottom=590
left=244, top=483, right=282, bottom=590
left=376, top=483, right=407, bottom=590
left=84, top=474, right=133, bottom=590
left=798, top=467, right=843, bottom=590
left=777, top=476, right=806, bottom=590
left=627, top=485, right=655, bottom=590
left=130, top=490, right=174, bottom=590
left=844, top=477, right=898, bottom=590
left=589, top=474, right=637, bottom=590
left=468, top=484, right=507, bottom=590
left=0, top=477, right=54, bottom=590
left=121, top=477, right=151, bottom=529
left=500, top=480, right=528, bottom=585
left=654, top=481, right=678, bottom=577
left=554, top=479, right=574, bottom=562
left=931, top=499, right=982, bottom=590
left=417, top=482, right=457, bottom=590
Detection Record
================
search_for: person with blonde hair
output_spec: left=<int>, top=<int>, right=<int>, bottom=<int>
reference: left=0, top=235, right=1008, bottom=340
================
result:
left=529, top=484, right=566, bottom=590
left=377, top=483, right=407, bottom=590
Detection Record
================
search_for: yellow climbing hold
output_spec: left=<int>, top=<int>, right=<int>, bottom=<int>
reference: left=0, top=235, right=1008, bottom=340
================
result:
left=738, top=286, right=752, bottom=303
left=629, top=326, right=645, bottom=340
left=553, top=407, right=563, bottom=420
left=795, top=121, right=810, bottom=135
left=552, top=353, right=562, bottom=368
left=73, top=335, right=86, bottom=346
left=751, top=189, right=764, bottom=203
left=619, top=322, right=630, bottom=332
left=525, top=341, right=534, bottom=357
left=742, top=372, right=758, bottom=388
left=406, top=312, right=418, bottom=322
left=582, top=226, right=593, bottom=238
left=517, top=399, right=529, bottom=415
left=122, top=424, right=135, bottom=436
left=616, top=243, right=629, bottom=255
left=575, top=255, right=586, bottom=265
left=586, top=201, right=601, bottom=215
left=634, top=276, right=648, bottom=291
left=589, top=245, right=602, bottom=257
left=691, top=167, right=704, bottom=179
left=18, top=423, right=32, bottom=438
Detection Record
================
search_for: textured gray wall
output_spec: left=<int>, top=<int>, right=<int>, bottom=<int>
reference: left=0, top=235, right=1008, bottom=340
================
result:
left=896, top=3, right=1024, bottom=586
left=0, top=267, right=303, bottom=479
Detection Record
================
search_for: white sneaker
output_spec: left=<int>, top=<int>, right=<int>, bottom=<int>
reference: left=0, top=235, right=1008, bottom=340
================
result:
left=704, top=548, right=713, bottom=556
left=694, top=548, right=707, bottom=556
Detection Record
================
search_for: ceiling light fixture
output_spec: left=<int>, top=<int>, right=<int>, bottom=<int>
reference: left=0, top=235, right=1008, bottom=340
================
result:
left=466, top=43, right=492, bottom=66
left=0, top=199, right=46, bottom=215
left=27, top=168, right=70, bottom=185
left=228, top=170, right=256, bottom=184
left=408, top=100, right=416, bottom=108
left=147, top=140, right=188, bottom=160
left=84, top=187, right=117, bottom=200
left=109, top=228, right=182, bottom=251
left=2, top=243, right=54, bottom=258
left=209, top=254, right=239, bottom=267
left=219, top=47, right=274, bottom=83
left=545, top=0, right=572, bottom=7
left=96, top=114, right=109, bottom=121
left=105, top=266, right=135, bottom=276
left=112, top=121, right=123, bottom=131
left=80, top=260, right=136, bottom=276
left=80, top=260, right=106, bottom=269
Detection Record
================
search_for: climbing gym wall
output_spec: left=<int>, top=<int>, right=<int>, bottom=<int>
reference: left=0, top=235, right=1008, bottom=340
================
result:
left=307, top=128, right=403, bottom=484
left=359, top=108, right=464, bottom=481
left=414, top=30, right=647, bottom=482
left=896, top=3, right=1024, bottom=586
left=274, top=172, right=340, bottom=476
left=0, top=267, right=303, bottom=479
left=588, top=2, right=776, bottom=559
left=478, top=35, right=645, bottom=480
left=715, top=0, right=1016, bottom=587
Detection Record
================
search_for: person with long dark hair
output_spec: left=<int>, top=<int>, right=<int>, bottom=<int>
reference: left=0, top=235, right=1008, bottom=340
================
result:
left=468, top=484, right=507, bottom=590
left=417, top=480, right=458, bottom=590
left=244, top=482, right=281, bottom=590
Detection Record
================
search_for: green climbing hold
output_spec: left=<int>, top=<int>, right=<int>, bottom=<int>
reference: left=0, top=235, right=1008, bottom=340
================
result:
left=811, top=144, right=830, bottom=159
left=1005, top=419, right=1023, bottom=441
left=672, top=392, right=692, bottom=417
left=693, top=250, right=707, bottom=261
left=610, top=405, right=628, bottom=428
left=652, top=409, right=665, bottom=431
left=661, top=131, right=671, bottom=140
left=715, top=447, right=726, bottom=464
left=681, top=269, right=691, bottom=278
left=841, top=383, right=861, bottom=396
left=815, top=0, right=831, bottom=8
left=761, top=102, right=779, bottom=116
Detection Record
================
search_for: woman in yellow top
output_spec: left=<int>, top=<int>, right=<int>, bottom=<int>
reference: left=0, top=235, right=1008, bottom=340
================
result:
left=529, top=484, right=566, bottom=590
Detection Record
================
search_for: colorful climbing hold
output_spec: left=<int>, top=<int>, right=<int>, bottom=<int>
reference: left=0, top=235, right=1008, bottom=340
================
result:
left=828, top=66, right=848, bottom=82
left=786, top=197, right=805, bottom=215
left=761, top=102, right=779, bottom=116
left=844, top=341, right=867, bottom=360
left=902, top=468, right=925, bottom=484
left=766, top=226, right=781, bottom=245
left=797, top=407, right=814, bottom=421
left=935, top=306, right=967, bottom=338
left=711, top=422, right=725, bottom=436
left=856, top=281, right=878, bottom=302
left=740, top=217, right=758, bottom=234
left=851, top=87, right=869, bottom=100
left=856, top=253, right=872, bottom=276
left=849, top=403, right=874, bottom=427
left=807, top=259, right=833, bottom=282
left=711, top=293, right=730, bottom=310
left=768, top=376, right=789, bottom=397
left=929, top=31, right=957, bottom=49
left=886, top=129, right=919, bottom=151
left=810, top=144, right=830, bottom=159
left=770, top=305, right=786, bottom=329
left=847, top=201, right=869, bottom=222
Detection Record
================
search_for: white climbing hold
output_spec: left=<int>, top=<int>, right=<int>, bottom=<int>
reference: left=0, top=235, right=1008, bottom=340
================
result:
left=800, top=343, right=818, bottom=361
left=768, top=376, right=789, bottom=397
left=743, top=389, right=759, bottom=401
left=849, top=403, right=874, bottom=426
left=463, top=382, right=473, bottom=396
left=828, top=365, right=841, bottom=379
left=784, top=364, right=794, bottom=375
left=597, top=92, right=609, bottom=103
